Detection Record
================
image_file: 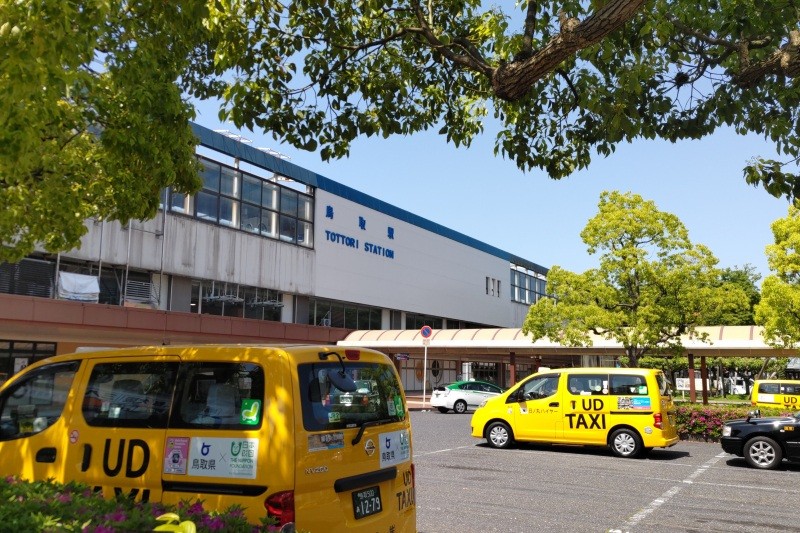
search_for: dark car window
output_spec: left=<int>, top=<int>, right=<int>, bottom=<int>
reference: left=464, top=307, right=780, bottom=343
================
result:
left=0, top=362, right=79, bottom=440
left=518, top=375, right=560, bottom=400
left=759, top=383, right=781, bottom=394
left=609, top=375, right=648, bottom=396
left=170, top=362, right=265, bottom=430
left=84, top=362, right=178, bottom=429
left=300, top=361, right=405, bottom=432
left=568, top=374, right=608, bottom=395
left=783, top=383, right=800, bottom=394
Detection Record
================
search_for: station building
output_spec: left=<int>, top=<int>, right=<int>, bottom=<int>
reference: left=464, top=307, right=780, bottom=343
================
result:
left=0, top=123, right=549, bottom=387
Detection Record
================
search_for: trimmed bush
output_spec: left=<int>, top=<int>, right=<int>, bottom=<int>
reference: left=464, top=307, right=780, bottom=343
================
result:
left=0, top=476, right=278, bottom=532
left=675, top=404, right=791, bottom=442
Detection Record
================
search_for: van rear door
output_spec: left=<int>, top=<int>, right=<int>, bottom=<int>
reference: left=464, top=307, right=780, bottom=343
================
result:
left=294, top=355, right=415, bottom=532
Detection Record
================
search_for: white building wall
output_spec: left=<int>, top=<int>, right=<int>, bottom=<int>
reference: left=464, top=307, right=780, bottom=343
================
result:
left=70, top=215, right=315, bottom=295
left=61, top=187, right=537, bottom=328
left=314, top=190, right=514, bottom=326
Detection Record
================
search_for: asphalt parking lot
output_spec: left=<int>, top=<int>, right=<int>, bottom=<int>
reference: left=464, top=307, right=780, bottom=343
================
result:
left=410, top=410, right=800, bottom=533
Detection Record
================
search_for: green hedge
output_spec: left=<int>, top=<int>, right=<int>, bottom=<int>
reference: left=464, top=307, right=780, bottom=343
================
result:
left=674, top=404, right=791, bottom=442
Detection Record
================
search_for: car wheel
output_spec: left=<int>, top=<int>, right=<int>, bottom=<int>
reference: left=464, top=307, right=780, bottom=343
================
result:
left=609, top=428, right=643, bottom=458
left=437, top=407, right=449, bottom=414
left=453, top=400, right=468, bottom=414
left=744, top=436, right=783, bottom=470
left=486, top=421, right=514, bottom=449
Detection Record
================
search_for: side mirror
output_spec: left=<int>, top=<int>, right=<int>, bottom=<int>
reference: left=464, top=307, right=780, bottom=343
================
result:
left=746, top=409, right=761, bottom=422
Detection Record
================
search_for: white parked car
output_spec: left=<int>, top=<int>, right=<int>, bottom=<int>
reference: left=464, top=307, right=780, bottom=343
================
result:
left=430, top=380, right=505, bottom=414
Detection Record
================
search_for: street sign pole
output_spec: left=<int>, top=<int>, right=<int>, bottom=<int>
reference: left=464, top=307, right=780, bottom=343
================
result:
left=420, top=325, right=433, bottom=408
left=422, top=342, right=429, bottom=407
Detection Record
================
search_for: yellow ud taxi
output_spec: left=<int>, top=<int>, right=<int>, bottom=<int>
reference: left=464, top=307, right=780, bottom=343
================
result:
left=0, top=345, right=416, bottom=532
left=751, top=379, right=800, bottom=410
left=471, top=367, right=678, bottom=458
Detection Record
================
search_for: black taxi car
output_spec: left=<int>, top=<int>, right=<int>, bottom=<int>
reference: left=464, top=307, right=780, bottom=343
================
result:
left=720, top=409, right=800, bottom=469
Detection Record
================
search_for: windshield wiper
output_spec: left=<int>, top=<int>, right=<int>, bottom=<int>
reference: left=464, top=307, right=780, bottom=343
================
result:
left=352, top=418, right=393, bottom=445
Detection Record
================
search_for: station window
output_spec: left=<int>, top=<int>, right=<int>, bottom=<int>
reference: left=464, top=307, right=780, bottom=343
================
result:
left=167, top=155, right=313, bottom=249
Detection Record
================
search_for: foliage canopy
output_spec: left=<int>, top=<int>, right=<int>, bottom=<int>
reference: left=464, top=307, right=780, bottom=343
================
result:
left=756, top=204, right=800, bottom=350
left=3, top=0, right=800, bottom=261
left=522, top=191, right=750, bottom=367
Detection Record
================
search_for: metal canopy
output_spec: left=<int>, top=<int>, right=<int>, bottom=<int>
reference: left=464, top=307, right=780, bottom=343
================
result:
left=339, top=325, right=797, bottom=359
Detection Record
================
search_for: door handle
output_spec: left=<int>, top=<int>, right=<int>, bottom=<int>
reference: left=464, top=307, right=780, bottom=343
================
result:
left=81, top=444, right=92, bottom=472
left=35, top=447, right=57, bottom=464
left=549, top=402, right=559, bottom=407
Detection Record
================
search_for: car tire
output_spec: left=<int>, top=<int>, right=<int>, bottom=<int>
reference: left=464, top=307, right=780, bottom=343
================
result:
left=453, top=400, right=468, bottom=414
left=609, top=428, right=643, bottom=458
left=744, top=436, right=783, bottom=470
left=437, top=407, right=449, bottom=414
left=486, top=421, right=514, bottom=449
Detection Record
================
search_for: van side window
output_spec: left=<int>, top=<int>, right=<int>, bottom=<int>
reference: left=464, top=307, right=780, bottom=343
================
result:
left=783, top=383, right=800, bottom=394
left=0, top=361, right=79, bottom=440
left=567, top=374, right=608, bottom=395
left=171, top=363, right=265, bottom=429
left=609, top=375, right=648, bottom=396
left=83, top=362, right=178, bottom=428
left=518, top=375, right=560, bottom=400
left=759, top=383, right=780, bottom=395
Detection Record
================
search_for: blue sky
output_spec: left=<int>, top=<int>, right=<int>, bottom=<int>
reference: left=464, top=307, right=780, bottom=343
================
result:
left=194, top=102, right=791, bottom=283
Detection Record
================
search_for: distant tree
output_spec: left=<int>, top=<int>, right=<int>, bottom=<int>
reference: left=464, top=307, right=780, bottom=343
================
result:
left=755, top=204, right=800, bottom=351
left=523, top=191, right=750, bottom=367
left=704, top=265, right=761, bottom=325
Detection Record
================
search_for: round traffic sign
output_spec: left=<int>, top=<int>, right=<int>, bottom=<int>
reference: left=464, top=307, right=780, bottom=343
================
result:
left=420, top=325, right=433, bottom=338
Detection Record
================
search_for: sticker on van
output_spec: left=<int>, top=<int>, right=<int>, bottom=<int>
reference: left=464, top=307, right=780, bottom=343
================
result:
left=187, top=437, right=258, bottom=479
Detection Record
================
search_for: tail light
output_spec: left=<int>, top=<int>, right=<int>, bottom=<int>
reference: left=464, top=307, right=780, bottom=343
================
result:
left=344, top=349, right=361, bottom=360
left=653, top=413, right=663, bottom=429
left=265, top=490, right=295, bottom=527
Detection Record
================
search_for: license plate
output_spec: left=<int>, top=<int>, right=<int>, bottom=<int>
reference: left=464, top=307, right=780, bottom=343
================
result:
left=352, top=486, right=382, bottom=519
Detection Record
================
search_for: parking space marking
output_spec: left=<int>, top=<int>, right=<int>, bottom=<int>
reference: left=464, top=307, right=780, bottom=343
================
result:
left=610, top=452, right=725, bottom=532
left=414, top=445, right=474, bottom=457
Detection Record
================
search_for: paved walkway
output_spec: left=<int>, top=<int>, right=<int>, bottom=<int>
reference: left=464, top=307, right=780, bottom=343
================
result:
left=405, top=393, right=433, bottom=411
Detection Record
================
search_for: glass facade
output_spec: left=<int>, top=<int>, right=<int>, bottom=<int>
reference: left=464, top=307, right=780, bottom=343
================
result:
left=170, top=156, right=314, bottom=248
left=191, top=281, right=283, bottom=322
left=510, top=265, right=547, bottom=305
left=309, top=298, right=382, bottom=329
left=0, top=340, right=57, bottom=383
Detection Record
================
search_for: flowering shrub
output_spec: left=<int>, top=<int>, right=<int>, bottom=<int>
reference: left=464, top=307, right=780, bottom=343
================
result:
left=0, top=476, right=279, bottom=532
left=675, top=404, right=791, bottom=442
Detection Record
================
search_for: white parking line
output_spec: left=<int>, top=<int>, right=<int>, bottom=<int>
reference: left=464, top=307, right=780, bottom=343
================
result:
left=610, top=452, right=726, bottom=533
left=413, top=445, right=475, bottom=457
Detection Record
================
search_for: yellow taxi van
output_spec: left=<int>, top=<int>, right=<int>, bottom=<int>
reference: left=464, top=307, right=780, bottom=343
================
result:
left=0, top=345, right=416, bottom=532
left=751, top=379, right=800, bottom=410
left=471, top=367, right=678, bottom=458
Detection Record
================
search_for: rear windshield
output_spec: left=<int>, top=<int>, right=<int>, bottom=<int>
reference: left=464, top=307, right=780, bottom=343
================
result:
left=299, top=361, right=406, bottom=432
left=656, top=373, right=672, bottom=396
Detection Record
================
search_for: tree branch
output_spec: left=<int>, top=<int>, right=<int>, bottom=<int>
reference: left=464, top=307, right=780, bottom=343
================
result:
left=492, top=0, right=647, bottom=101
left=408, top=3, right=493, bottom=77
left=734, top=30, right=800, bottom=88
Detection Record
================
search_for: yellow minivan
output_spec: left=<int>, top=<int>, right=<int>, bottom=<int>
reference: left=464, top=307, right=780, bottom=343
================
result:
left=751, top=379, right=800, bottom=410
left=471, top=367, right=678, bottom=458
left=0, top=345, right=416, bottom=532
